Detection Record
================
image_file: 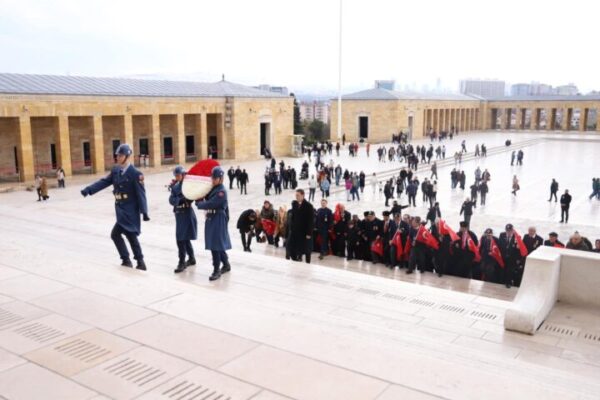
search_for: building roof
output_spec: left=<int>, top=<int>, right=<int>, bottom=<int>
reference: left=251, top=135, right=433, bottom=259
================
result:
left=0, top=73, right=289, bottom=98
left=484, top=94, right=600, bottom=102
left=339, top=87, right=480, bottom=101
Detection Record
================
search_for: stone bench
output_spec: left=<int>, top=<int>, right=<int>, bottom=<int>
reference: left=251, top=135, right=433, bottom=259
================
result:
left=504, top=246, right=600, bottom=335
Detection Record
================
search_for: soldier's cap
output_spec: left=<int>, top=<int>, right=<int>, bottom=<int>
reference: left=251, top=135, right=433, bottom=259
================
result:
left=368, top=211, right=375, bottom=216
left=211, top=166, right=225, bottom=179
left=485, top=228, right=493, bottom=234
left=459, top=221, right=469, bottom=228
left=382, top=211, right=390, bottom=217
left=173, top=165, right=186, bottom=176
left=505, top=223, right=514, bottom=230
left=115, top=143, right=133, bottom=156
left=549, top=232, right=558, bottom=237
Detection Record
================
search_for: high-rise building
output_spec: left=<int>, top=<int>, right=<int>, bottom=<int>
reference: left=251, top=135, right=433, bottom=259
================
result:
left=511, top=83, right=531, bottom=96
left=299, top=101, right=330, bottom=123
left=255, top=84, right=289, bottom=96
left=554, top=84, right=578, bottom=96
left=375, top=80, right=395, bottom=90
left=459, top=79, right=505, bottom=97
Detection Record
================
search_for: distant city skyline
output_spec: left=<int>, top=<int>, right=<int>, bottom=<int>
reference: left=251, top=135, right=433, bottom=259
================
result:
left=1, top=0, right=598, bottom=95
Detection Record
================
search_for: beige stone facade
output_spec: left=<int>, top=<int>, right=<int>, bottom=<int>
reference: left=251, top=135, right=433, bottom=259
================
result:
left=0, top=91, right=293, bottom=183
left=330, top=88, right=600, bottom=143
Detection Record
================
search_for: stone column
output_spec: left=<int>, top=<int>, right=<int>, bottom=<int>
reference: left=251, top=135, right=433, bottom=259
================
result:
left=91, top=115, right=105, bottom=173
left=515, top=108, right=523, bottom=130
left=466, top=109, right=472, bottom=131
left=57, top=115, right=72, bottom=176
left=124, top=114, right=134, bottom=152
left=175, top=113, right=186, bottom=164
left=530, top=108, right=539, bottom=130
left=561, top=108, right=570, bottom=131
left=17, top=116, right=35, bottom=182
left=579, top=108, right=588, bottom=132
left=432, top=109, right=438, bottom=133
left=150, top=114, right=161, bottom=167
left=199, top=113, right=208, bottom=159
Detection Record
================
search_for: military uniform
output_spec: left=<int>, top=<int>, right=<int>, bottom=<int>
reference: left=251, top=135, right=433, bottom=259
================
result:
left=195, top=170, right=231, bottom=281
left=81, top=151, right=149, bottom=269
left=169, top=170, right=197, bottom=273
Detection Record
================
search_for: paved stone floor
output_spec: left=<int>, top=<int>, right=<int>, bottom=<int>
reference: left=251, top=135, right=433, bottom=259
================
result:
left=0, top=131, right=599, bottom=399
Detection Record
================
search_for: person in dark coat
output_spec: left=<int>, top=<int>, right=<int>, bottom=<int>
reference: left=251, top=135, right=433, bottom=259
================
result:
left=81, top=144, right=149, bottom=270
left=238, top=169, right=249, bottom=195
left=451, top=221, right=478, bottom=278
left=459, top=198, right=475, bottom=225
left=316, top=199, right=333, bottom=259
left=560, top=190, right=572, bottom=223
left=479, top=228, right=501, bottom=283
left=544, top=232, right=564, bottom=248
left=548, top=179, right=559, bottom=202
left=365, top=212, right=384, bottom=264
left=195, top=166, right=232, bottom=281
left=523, top=227, right=543, bottom=255
left=288, top=189, right=315, bottom=263
left=498, top=224, right=522, bottom=288
left=170, top=166, right=198, bottom=273
left=346, top=218, right=361, bottom=261
left=237, top=209, right=257, bottom=252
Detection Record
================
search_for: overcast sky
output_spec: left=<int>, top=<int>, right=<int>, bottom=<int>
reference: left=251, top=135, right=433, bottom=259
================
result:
left=0, top=0, right=598, bottom=94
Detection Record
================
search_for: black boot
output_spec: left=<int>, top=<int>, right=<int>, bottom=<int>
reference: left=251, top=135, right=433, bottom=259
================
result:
left=209, top=267, right=221, bottom=281
left=185, top=258, right=196, bottom=267
left=174, top=262, right=187, bottom=274
left=136, top=260, right=147, bottom=271
left=220, top=263, right=231, bottom=274
left=121, top=259, right=133, bottom=268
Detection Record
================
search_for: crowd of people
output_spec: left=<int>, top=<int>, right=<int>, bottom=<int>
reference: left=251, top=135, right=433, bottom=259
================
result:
left=238, top=191, right=600, bottom=289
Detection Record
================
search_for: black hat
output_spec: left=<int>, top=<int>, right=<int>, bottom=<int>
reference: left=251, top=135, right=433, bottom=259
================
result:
left=505, top=224, right=514, bottom=230
left=459, top=221, right=469, bottom=228
left=485, top=228, right=493, bottom=234
left=549, top=232, right=558, bottom=237
left=363, top=211, right=369, bottom=217
left=382, top=211, right=390, bottom=217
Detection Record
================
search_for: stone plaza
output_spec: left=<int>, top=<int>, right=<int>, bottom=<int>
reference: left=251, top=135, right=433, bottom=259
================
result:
left=0, top=126, right=599, bottom=399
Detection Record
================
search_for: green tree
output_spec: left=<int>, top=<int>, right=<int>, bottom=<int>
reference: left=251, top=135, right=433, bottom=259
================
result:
left=307, top=119, right=326, bottom=140
left=290, top=93, right=303, bottom=135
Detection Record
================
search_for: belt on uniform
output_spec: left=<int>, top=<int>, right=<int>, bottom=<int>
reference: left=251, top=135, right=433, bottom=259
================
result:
left=206, top=209, right=217, bottom=214
left=176, top=203, right=190, bottom=209
left=114, top=193, right=129, bottom=201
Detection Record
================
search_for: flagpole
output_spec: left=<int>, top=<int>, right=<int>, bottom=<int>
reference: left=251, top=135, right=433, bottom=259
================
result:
left=337, top=0, right=343, bottom=140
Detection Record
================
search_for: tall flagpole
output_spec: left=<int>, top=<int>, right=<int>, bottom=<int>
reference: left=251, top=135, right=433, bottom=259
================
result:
left=337, top=0, right=343, bottom=140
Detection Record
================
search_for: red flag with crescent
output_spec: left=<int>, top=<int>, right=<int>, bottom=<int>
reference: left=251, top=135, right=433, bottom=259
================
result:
left=416, top=225, right=439, bottom=250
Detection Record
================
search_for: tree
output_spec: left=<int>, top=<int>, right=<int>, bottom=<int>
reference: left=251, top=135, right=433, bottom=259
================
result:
left=307, top=119, right=326, bottom=140
left=290, top=93, right=303, bottom=135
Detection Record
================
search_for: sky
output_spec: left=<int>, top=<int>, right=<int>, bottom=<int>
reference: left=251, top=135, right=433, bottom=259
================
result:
left=0, top=0, right=598, bottom=94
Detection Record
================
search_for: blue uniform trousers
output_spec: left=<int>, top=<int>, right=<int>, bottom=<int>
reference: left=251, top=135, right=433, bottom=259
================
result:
left=211, top=250, right=229, bottom=269
left=111, top=223, right=143, bottom=262
left=176, top=240, right=195, bottom=263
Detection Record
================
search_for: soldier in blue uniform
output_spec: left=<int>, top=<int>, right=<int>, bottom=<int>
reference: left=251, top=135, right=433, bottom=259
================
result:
left=169, top=165, right=197, bottom=274
left=195, top=166, right=232, bottom=281
left=80, top=144, right=150, bottom=270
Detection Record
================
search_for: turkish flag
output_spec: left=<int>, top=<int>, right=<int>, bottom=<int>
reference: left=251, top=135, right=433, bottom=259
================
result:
left=371, top=238, right=384, bottom=256
left=514, top=230, right=529, bottom=257
left=403, top=236, right=412, bottom=261
left=261, top=219, right=276, bottom=236
left=467, top=237, right=481, bottom=262
left=392, top=231, right=403, bottom=261
left=490, top=238, right=505, bottom=268
left=416, top=225, right=439, bottom=250
left=438, top=219, right=459, bottom=241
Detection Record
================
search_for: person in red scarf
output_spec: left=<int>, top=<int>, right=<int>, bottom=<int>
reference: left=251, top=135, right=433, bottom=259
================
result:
left=543, top=232, right=565, bottom=248
left=451, top=221, right=479, bottom=278
left=332, top=203, right=350, bottom=257
left=435, top=219, right=457, bottom=277
left=479, top=228, right=503, bottom=283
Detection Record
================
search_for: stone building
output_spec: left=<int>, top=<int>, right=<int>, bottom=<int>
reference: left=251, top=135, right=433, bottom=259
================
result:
left=330, top=87, right=600, bottom=142
left=0, top=73, right=293, bottom=182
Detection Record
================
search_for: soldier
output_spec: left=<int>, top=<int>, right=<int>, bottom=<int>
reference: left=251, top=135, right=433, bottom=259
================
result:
left=195, top=166, right=232, bottom=281
left=80, top=144, right=149, bottom=270
left=169, top=166, right=197, bottom=274
left=479, top=228, right=501, bottom=283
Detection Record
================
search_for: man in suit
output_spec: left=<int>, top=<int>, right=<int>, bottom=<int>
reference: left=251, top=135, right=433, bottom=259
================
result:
left=560, top=190, right=572, bottom=223
left=498, top=224, right=522, bottom=288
